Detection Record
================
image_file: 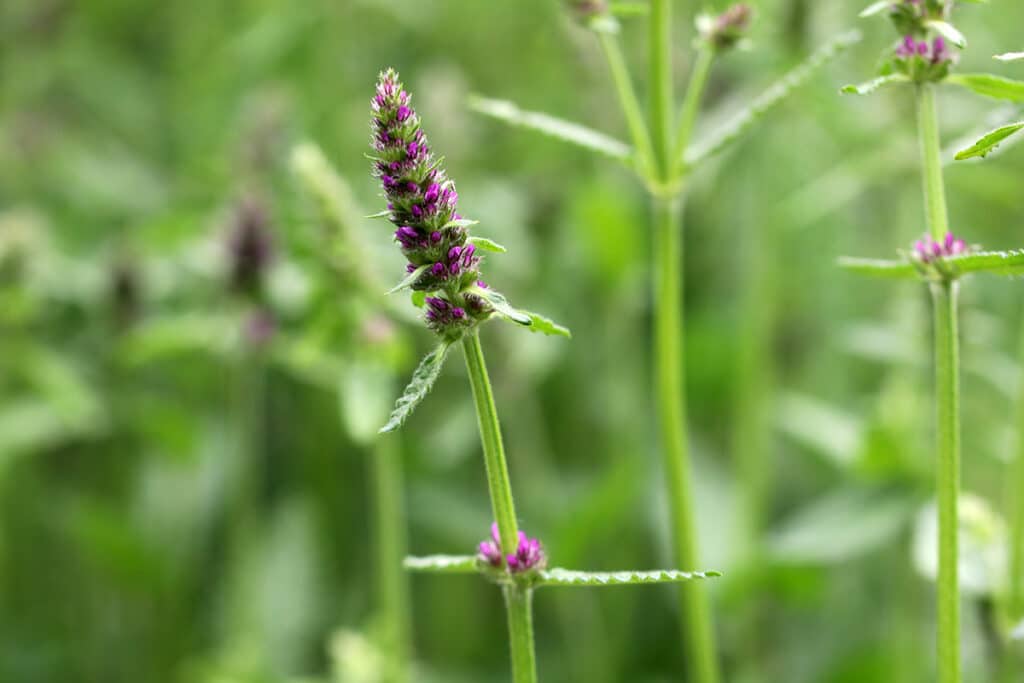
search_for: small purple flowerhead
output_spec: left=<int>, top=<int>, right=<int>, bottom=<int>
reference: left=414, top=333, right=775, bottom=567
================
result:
left=913, top=232, right=968, bottom=264
left=892, top=32, right=955, bottom=82
left=478, top=523, right=504, bottom=567
left=567, top=0, right=608, bottom=21
left=699, top=4, right=754, bottom=51
left=227, top=197, right=274, bottom=297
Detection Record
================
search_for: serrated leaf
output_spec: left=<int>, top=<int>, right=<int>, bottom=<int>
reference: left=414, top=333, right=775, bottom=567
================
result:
left=536, top=568, right=720, bottom=588
left=859, top=1, right=892, bottom=18
left=443, top=218, right=479, bottom=229
left=520, top=311, right=572, bottom=338
left=926, top=20, right=966, bottom=49
left=379, top=343, right=450, bottom=433
left=994, top=52, right=1024, bottom=62
left=954, top=121, right=1024, bottom=160
left=403, top=555, right=479, bottom=573
left=386, top=264, right=430, bottom=295
left=472, top=287, right=532, bottom=325
left=467, top=236, right=507, bottom=253
left=947, top=73, right=1024, bottom=102
left=840, top=74, right=909, bottom=96
left=838, top=256, right=918, bottom=279
left=947, top=249, right=1024, bottom=276
left=469, top=96, right=633, bottom=162
left=685, top=30, right=862, bottom=167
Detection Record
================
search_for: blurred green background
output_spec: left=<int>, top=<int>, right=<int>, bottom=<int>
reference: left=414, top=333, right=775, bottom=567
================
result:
left=2, top=0, right=1024, bottom=681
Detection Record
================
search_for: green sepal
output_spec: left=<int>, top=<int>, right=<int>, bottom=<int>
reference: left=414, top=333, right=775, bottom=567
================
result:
left=841, top=74, right=909, bottom=96
left=467, top=236, right=507, bottom=253
left=946, top=73, right=1024, bottom=102
left=954, top=122, right=1024, bottom=160
left=379, top=343, right=451, bottom=433
left=386, top=264, right=430, bottom=295
left=536, top=568, right=721, bottom=588
left=468, top=95, right=634, bottom=163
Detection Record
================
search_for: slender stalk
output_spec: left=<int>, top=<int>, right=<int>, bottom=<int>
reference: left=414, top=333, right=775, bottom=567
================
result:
left=674, top=47, right=715, bottom=176
left=652, top=196, right=721, bottom=683
left=372, top=435, right=411, bottom=683
left=917, top=82, right=960, bottom=683
left=649, top=0, right=674, bottom=176
left=461, top=331, right=537, bottom=683
left=916, top=84, right=949, bottom=240
left=931, top=280, right=961, bottom=683
left=1010, top=316, right=1024, bottom=621
left=598, top=32, right=656, bottom=178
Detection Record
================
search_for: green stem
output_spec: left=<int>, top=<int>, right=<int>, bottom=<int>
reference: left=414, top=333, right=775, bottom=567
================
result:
left=652, top=196, right=721, bottom=683
left=372, top=436, right=411, bottom=683
left=930, top=280, right=961, bottom=683
left=649, top=0, right=674, bottom=176
left=461, top=331, right=537, bottom=683
left=1010, top=317, right=1024, bottom=621
left=916, top=84, right=949, bottom=240
left=597, top=31, right=656, bottom=179
left=673, top=47, right=715, bottom=177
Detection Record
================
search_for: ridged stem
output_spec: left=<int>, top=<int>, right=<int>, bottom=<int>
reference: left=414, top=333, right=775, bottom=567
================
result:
left=652, top=196, right=721, bottom=683
left=649, top=0, right=674, bottom=176
left=916, top=84, right=949, bottom=240
left=461, top=331, right=536, bottom=683
left=372, top=435, right=411, bottom=683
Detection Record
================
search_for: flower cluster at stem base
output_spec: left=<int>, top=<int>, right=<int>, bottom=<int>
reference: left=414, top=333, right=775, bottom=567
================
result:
left=914, top=232, right=968, bottom=264
left=478, top=523, right=547, bottom=576
left=893, top=35, right=954, bottom=82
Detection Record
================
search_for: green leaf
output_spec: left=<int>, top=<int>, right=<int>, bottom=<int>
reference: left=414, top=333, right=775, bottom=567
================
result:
left=403, top=555, right=479, bottom=573
left=411, top=290, right=426, bottom=308
left=468, top=96, right=633, bottom=162
left=386, top=264, right=430, bottom=295
left=520, top=310, right=572, bottom=338
left=685, top=30, right=862, bottom=167
left=472, top=287, right=531, bottom=325
left=858, top=1, right=892, bottom=17
left=379, top=343, right=450, bottom=433
left=947, top=73, right=1024, bottom=102
left=840, top=74, right=909, bottom=96
left=536, top=568, right=720, bottom=588
left=838, top=256, right=918, bottom=279
left=467, top=236, right=507, bottom=253
left=953, top=121, right=1024, bottom=160
left=364, top=210, right=392, bottom=219
left=925, top=20, right=966, bottom=49
left=947, top=249, right=1024, bottom=276
left=609, top=2, right=649, bottom=17
left=443, top=218, right=479, bottom=229
left=994, top=52, right=1024, bottom=62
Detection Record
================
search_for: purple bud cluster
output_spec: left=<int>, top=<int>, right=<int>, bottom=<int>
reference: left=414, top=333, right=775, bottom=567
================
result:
left=896, top=35, right=950, bottom=64
left=913, top=232, right=968, bottom=264
left=478, top=523, right=547, bottom=575
left=371, top=69, right=492, bottom=340
left=892, top=33, right=954, bottom=82
left=227, top=198, right=274, bottom=297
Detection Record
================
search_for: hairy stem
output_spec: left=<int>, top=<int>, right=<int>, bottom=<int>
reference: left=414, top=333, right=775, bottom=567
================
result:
left=930, top=280, right=961, bottom=683
left=652, top=196, right=721, bottom=683
left=461, top=331, right=536, bottom=683
left=598, top=31, right=656, bottom=179
left=1011, top=317, right=1024, bottom=621
left=372, top=435, right=411, bottom=683
left=916, top=84, right=949, bottom=241
left=674, top=47, right=715, bottom=177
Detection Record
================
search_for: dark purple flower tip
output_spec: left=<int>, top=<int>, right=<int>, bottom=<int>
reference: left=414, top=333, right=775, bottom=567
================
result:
left=430, top=231, right=442, bottom=243
left=406, top=263, right=416, bottom=273
left=506, top=531, right=546, bottom=574
left=931, top=36, right=950, bottom=64
left=407, top=141, right=419, bottom=157
left=452, top=307, right=466, bottom=319
left=411, top=205, right=423, bottom=218
left=913, top=232, right=970, bottom=264
left=424, top=183, right=440, bottom=204
left=431, top=262, right=446, bottom=277
left=461, top=243, right=476, bottom=267
left=396, top=105, right=411, bottom=122
left=477, top=280, right=488, bottom=289
left=897, top=35, right=917, bottom=58
left=448, top=246, right=462, bottom=261
left=449, top=262, right=461, bottom=276
left=479, top=540, right=503, bottom=567
left=396, top=226, right=419, bottom=247
left=406, top=182, right=419, bottom=193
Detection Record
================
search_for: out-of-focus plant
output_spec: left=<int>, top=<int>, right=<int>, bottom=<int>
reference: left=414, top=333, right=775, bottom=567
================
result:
left=468, top=3, right=859, bottom=680
left=840, top=2, right=1024, bottom=681
left=366, top=68, right=718, bottom=683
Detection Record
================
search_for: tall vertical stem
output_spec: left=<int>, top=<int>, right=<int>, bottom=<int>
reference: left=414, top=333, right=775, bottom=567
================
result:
left=372, top=436, right=411, bottom=683
left=931, top=281, right=961, bottom=683
left=1010, top=317, right=1024, bottom=621
left=652, top=197, right=721, bottom=683
left=649, top=0, right=674, bottom=176
left=461, top=331, right=536, bottom=683
left=917, top=82, right=960, bottom=683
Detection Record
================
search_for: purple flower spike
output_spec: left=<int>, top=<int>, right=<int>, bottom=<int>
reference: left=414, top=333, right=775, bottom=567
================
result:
left=913, top=232, right=971, bottom=264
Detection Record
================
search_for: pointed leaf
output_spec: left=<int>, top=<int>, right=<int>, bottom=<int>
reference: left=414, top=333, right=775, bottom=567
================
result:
left=841, top=74, right=909, bottom=96
left=379, top=343, right=451, bottom=433
left=386, top=264, right=430, bottom=295
left=994, top=52, right=1024, bottom=62
left=947, top=249, right=1024, bottom=276
left=685, top=30, right=862, bottom=167
left=536, top=568, right=721, bottom=588
left=954, top=121, right=1024, bottom=160
left=947, top=73, right=1024, bottom=102
left=859, top=1, right=893, bottom=18
left=472, top=287, right=532, bottom=325
left=365, top=210, right=392, bottom=219
left=469, top=96, right=633, bottom=162
left=467, top=236, right=507, bottom=253
left=520, top=311, right=572, bottom=338
left=925, top=20, right=966, bottom=49
left=443, top=218, right=479, bottom=229
left=838, top=256, right=918, bottom=279
left=403, top=555, right=479, bottom=573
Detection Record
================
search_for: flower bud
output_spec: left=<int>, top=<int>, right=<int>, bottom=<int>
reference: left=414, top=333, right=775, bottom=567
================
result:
left=698, top=4, right=753, bottom=51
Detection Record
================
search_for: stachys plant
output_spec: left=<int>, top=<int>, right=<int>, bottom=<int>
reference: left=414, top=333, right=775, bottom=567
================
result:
left=840, top=2, right=1024, bottom=681
left=368, top=68, right=719, bottom=683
